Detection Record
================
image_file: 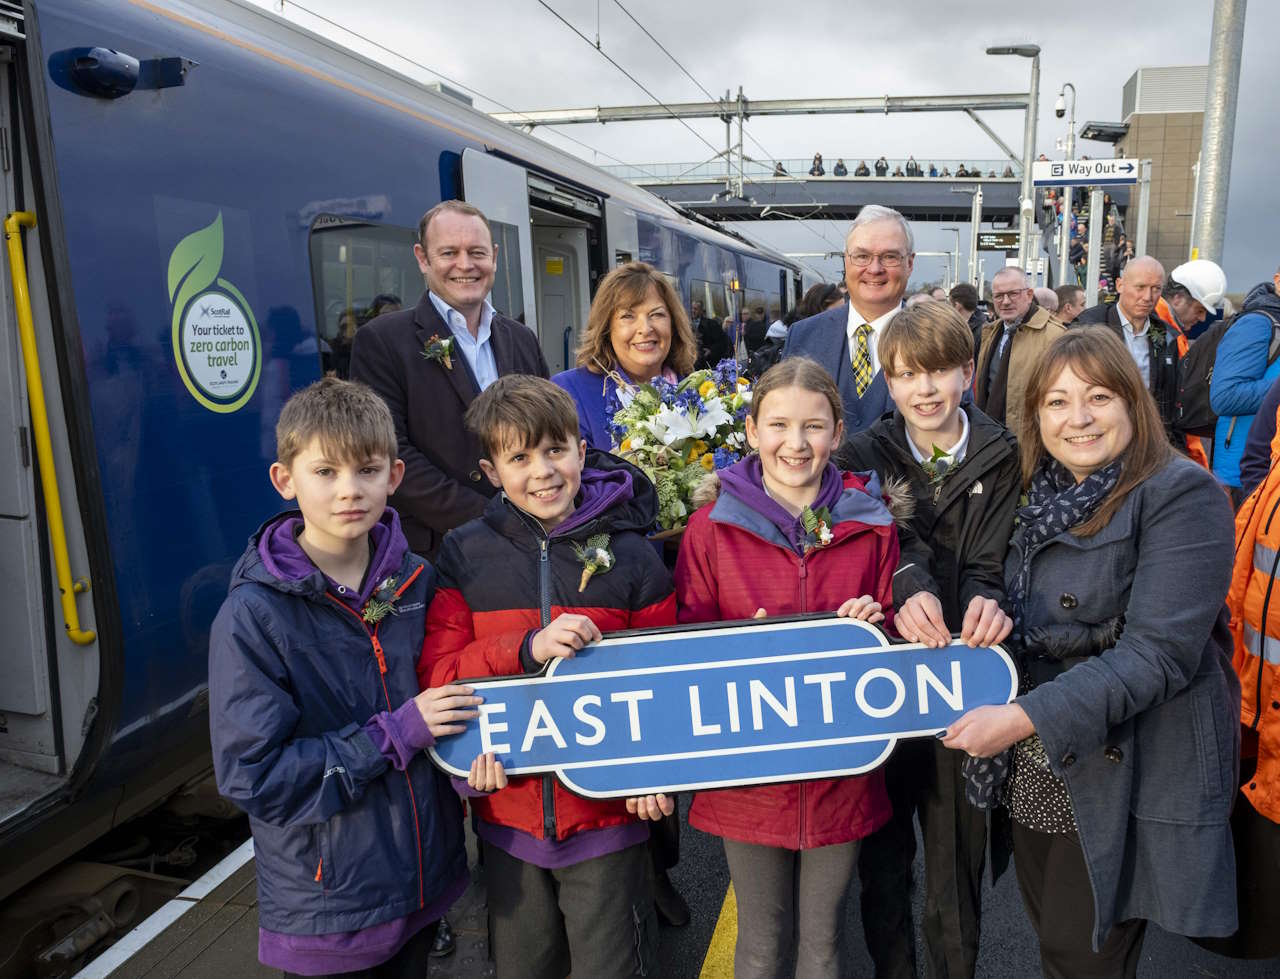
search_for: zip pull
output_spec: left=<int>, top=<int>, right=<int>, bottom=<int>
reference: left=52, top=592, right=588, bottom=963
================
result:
left=370, top=633, right=387, bottom=674
left=315, top=859, right=323, bottom=883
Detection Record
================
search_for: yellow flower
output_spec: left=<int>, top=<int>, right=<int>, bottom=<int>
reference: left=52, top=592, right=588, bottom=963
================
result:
left=737, top=377, right=750, bottom=388
left=700, top=452, right=715, bottom=470
left=691, top=440, right=709, bottom=456
left=619, top=437, right=632, bottom=452
left=699, top=380, right=717, bottom=399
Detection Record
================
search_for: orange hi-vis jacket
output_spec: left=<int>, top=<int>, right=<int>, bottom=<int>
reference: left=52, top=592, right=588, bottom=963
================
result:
left=1156, top=296, right=1210, bottom=470
left=1228, top=402, right=1280, bottom=823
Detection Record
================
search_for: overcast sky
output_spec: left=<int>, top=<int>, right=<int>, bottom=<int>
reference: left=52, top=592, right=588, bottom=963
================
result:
left=254, top=0, right=1278, bottom=290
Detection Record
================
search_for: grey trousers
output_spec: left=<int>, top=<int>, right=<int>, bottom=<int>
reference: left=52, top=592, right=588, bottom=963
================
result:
left=722, top=836, right=860, bottom=979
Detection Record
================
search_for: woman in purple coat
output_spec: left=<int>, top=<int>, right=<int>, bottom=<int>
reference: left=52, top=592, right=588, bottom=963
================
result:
left=552, top=262, right=698, bottom=450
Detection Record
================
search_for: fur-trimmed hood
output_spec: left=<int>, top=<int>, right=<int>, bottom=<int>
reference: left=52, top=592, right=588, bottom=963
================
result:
left=692, top=466, right=915, bottom=525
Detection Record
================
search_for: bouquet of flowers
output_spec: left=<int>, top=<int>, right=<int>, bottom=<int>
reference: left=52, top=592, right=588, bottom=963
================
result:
left=607, top=359, right=752, bottom=533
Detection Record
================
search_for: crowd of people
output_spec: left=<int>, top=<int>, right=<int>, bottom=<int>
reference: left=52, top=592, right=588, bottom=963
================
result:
left=801, top=153, right=1018, bottom=180
left=207, top=197, right=1278, bottom=978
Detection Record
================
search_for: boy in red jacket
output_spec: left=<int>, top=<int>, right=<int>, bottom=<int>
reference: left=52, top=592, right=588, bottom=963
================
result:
left=419, top=375, right=675, bottom=979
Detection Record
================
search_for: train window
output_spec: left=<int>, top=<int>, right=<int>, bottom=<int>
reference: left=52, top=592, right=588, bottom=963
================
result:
left=768, top=293, right=782, bottom=322
left=490, top=219, right=525, bottom=324
left=743, top=289, right=767, bottom=321
left=691, top=279, right=728, bottom=320
left=308, top=216, right=422, bottom=376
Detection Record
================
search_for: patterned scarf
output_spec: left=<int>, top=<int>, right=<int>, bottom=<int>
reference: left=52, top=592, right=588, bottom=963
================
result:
left=1007, top=457, right=1123, bottom=645
left=962, top=455, right=1122, bottom=811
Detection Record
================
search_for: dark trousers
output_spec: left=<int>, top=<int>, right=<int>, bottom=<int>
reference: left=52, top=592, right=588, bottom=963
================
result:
left=282, top=920, right=437, bottom=979
left=482, top=839, right=655, bottom=979
left=858, top=739, right=987, bottom=979
left=647, top=807, right=680, bottom=871
left=1012, top=822, right=1147, bottom=978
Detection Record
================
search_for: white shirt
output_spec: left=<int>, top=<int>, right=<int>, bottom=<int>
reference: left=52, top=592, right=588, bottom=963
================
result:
left=845, top=303, right=901, bottom=378
left=1117, top=307, right=1152, bottom=388
left=906, top=406, right=971, bottom=468
left=428, top=291, right=498, bottom=391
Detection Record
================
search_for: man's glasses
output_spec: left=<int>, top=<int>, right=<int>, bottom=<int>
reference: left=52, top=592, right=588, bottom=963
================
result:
left=992, top=291, right=1028, bottom=303
left=846, top=251, right=908, bottom=268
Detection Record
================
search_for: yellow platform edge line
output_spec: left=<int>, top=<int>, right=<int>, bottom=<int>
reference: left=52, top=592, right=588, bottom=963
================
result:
left=698, top=882, right=737, bottom=978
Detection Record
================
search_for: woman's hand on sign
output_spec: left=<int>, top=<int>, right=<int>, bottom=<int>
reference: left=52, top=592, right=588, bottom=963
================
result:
left=940, top=703, right=1034, bottom=757
left=753, top=608, right=768, bottom=619
left=531, top=613, right=603, bottom=664
left=896, top=591, right=951, bottom=647
left=468, top=751, right=508, bottom=792
left=959, top=596, right=1013, bottom=648
left=413, top=684, right=481, bottom=737
left=836, top=595, right=885, bottom=624
left=626, top=793, right=675, bottom=820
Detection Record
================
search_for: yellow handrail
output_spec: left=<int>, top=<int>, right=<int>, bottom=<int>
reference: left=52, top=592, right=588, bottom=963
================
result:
left=5, top=211, right=95, bottom=645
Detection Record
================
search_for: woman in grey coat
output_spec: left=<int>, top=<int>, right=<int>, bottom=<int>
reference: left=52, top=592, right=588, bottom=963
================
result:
left=942, top=327, right=1240, bottom=978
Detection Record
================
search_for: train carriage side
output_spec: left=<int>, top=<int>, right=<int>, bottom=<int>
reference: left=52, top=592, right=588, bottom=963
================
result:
left=0, top=0, right=804, bottom=903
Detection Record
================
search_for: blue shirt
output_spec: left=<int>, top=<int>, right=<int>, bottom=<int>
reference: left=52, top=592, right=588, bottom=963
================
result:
left=428, top=291, right=498, bottom=391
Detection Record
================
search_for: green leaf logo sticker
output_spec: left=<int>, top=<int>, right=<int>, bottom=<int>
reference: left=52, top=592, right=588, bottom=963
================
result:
left=167, top=212, right=261, bottom=413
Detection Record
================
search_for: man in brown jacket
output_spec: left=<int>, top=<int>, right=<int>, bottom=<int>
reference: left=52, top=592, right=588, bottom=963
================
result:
left=976, top=267, right=1067, bottom=437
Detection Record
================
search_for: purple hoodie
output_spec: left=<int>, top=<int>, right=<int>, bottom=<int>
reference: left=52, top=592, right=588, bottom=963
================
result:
left=717, top=456, right=845, bottom=553
left=254, top=509, right=467, bottom=975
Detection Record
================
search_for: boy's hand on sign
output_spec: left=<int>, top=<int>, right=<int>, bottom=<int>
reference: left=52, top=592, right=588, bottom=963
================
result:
left=414, top=684, right=481, bottom=737
left=836, top=595, right=885, bottom=624
left=468, top=751, right=508, bottom=792
left=960, top=596, right=1013, bottom=648
left=626, top=793, right=675, bottom=820
left=531, top=614, right=603, bottom=664
left=753, top=608, right=768, bottom=619
left=896, top=591, right=951, bottom=648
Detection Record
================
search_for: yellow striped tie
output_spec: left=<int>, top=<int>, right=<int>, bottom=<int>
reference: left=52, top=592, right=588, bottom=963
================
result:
left=851, top=323, right=873, bottom=397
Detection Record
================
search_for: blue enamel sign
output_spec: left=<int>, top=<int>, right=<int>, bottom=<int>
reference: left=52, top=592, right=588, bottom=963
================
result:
left=429, top=617, right=1018, bottom=797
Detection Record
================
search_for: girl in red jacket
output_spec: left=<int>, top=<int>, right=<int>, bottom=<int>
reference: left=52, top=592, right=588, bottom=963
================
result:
left=675, top=356, right=898, bottom=978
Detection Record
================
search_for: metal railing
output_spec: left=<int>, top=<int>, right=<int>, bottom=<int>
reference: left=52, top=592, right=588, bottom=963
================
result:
left=601, top=158, right=1020, bottom=184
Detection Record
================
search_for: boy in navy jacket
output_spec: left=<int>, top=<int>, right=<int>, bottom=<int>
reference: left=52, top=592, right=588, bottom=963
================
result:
left=837, top=301, right=1019, bottom=979
left=209, top=377, right=480, bottom=978
left=421, top=374, right=676, bottom=979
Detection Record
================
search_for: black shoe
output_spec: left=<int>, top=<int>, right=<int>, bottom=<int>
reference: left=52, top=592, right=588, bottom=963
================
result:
left=652, top=870, right=690, bottom=927
left=430, top=916, right=456, bottom=958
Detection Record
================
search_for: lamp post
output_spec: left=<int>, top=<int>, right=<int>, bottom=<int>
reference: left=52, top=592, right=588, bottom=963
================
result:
left=941, top=226, right=961, bottom=291
left=986, top=44, right=1040, bottom=272
left=1054, top=83, right=1076, bottom=287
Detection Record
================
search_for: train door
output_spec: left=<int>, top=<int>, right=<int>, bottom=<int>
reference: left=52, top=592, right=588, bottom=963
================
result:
left=528, top=175, right=602, bottom=375
left=0, top=39, right=85, bottom=819
left=532, top=221, right=588, bottom=375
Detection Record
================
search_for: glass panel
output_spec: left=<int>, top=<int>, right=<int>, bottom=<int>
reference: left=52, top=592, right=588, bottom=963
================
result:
left=308, top=216, right=421, bottom=377
left=490, top=220, right=525, bottom=324
left=692, top=279, right=728, bottom=320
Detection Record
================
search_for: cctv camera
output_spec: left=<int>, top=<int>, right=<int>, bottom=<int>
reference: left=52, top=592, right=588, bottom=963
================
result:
left=1054, top=95, right=1066, bottom=118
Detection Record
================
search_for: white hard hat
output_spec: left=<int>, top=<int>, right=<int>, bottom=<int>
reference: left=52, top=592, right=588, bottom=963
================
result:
left=1170, top=259, right=1227, bottom=309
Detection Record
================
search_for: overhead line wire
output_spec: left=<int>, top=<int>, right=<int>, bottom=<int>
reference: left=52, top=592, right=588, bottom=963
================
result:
left=604, top=1, right=844, bottom=255
left=532, top=0, right=725, bottom=160
left=276, top=0, right=662, bottom=178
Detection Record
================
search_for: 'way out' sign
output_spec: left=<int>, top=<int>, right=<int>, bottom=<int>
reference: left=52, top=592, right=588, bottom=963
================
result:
left=429, top=617, right=1018, bottom=797
left=1032, top=158, right=1140, bottom=188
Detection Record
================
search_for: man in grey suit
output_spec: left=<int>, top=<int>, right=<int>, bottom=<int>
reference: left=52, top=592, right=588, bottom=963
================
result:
left=781, top=204, right=914, bottom=433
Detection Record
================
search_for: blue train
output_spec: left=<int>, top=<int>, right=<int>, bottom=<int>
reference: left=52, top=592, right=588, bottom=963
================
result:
left=0, top=0, right=815, bottom=904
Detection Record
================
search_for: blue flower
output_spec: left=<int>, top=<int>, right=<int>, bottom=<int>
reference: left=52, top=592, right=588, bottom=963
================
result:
left=650, top=376, right=676, bottom=399
left=675, top=387, right=702, bottom=411
left=713, top=447, right=739, bottom=469
left=713, top=359, right=738, bottom=388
